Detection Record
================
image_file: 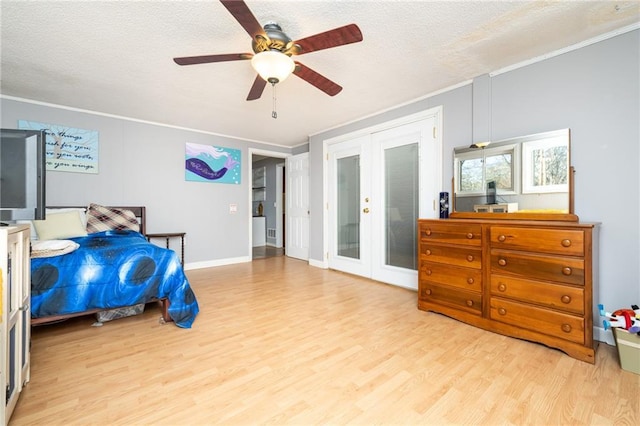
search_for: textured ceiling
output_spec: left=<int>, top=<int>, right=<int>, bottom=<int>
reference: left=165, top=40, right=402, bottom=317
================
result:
left=1, top=1, right=638, bottom=147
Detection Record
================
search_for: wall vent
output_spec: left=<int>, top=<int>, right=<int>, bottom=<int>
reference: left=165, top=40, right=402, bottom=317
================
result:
left=267, top=228, right=277, bottom=238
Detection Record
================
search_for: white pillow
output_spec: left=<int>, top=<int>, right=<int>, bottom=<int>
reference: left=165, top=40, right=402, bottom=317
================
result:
left=32, top=210, right=88, bottom=240
left=47, top=207, right=88, bottom=227
left=18, top=208, right=87, bottom=240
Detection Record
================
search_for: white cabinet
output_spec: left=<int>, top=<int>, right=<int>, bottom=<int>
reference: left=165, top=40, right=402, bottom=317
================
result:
left=1, top=224, right=31, bottom=426
left=252, top=216, right=266, bottom=247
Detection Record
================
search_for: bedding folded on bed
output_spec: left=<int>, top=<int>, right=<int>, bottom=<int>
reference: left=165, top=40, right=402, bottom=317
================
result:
left=31, top=239, right=80, bottom=258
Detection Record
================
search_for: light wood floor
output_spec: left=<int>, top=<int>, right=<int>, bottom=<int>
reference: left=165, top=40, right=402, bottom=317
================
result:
left=11, top=257, right=639, bottom=425
left=252, top=245, right=284, bottom=259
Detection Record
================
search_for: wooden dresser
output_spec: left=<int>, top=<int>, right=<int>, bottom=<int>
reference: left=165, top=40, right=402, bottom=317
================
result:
left=418, top=218, right=598, bottom=363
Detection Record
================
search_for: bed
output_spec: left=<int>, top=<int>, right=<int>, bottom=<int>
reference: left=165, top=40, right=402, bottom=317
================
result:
left=29, top=205, right=199, bottom=328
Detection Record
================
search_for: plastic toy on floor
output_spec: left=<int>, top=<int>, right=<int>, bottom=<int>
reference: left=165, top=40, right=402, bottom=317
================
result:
left=599, top=304, right=640, bottom=335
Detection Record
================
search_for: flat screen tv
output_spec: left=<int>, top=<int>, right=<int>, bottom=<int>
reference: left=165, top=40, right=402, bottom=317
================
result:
left=0, top=128, right=46, bottom=222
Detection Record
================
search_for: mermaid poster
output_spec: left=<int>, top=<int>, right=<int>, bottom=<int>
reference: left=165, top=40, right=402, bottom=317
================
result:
left=185, top=143, right=241, bottom=184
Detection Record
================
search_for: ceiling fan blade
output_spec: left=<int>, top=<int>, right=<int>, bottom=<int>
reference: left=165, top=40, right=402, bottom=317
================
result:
left=174, top=53, right=252, bottom=66
left=293, top=62, right=342, bottom=96
left=294, top=24, right=363, bottom=55
left=246, top=75, right=267, bottom=101
left=219, top=0, right=265, bottom=39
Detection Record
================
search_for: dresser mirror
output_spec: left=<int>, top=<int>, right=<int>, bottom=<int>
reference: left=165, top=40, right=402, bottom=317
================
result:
left=450, top=128, right=577, bottom=221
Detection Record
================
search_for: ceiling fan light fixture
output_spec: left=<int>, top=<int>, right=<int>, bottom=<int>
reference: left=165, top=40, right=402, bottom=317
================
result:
left=251, top=50, right=295, bottom=84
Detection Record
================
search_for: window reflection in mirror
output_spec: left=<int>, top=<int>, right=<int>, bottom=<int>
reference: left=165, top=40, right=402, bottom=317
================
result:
left=522, top=135, right=569, bottom=194
left=456, top=144, right=517, bottom=195
left=453, top=129, right=570, bottom=215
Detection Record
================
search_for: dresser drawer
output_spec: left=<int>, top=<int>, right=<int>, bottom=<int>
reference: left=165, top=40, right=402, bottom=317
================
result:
left=419, top=222, right=482, bottom=246
left=420, top=243, right=482, bottom=269
left=490, top=249, right=584, bottom=286
left=420, top=283, right=482, bottom=315
left=420, top=261, right=482, bottom=292
left=490, top=226, right=584, bottom=256
left=490, top=274, right=584, bottom=315
left=490, top=297, right=585, bottom=344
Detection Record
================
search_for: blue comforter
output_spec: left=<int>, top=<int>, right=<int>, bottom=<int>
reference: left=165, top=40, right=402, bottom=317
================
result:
left=31, top=230, right=199, bottom=328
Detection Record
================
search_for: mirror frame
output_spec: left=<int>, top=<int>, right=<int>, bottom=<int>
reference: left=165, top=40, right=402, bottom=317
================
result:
left=450, top=129, right=578, bottom=222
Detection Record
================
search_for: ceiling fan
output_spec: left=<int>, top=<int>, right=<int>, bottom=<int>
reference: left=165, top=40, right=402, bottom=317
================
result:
left=173, top=0, right=363, bottom=101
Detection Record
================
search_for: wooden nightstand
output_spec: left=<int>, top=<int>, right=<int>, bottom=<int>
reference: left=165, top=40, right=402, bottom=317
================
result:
left=146, top=232, right=186, bottom=266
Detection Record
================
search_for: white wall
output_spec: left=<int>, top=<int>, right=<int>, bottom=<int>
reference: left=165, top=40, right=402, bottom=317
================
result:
left=0, top=99, right=293, bottom=267
left=308, top=29, right=640, bottom=342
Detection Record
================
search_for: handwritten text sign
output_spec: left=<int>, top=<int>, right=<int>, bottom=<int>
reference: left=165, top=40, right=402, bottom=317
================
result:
left=18, top=120, right=99, bottom=174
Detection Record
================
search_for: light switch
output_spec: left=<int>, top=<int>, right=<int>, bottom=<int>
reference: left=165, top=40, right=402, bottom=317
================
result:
left=229, top=204, right=237, bottom=214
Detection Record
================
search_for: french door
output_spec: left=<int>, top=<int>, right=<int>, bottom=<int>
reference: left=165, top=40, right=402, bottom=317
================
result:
left=327, top=111, right=440, bottom=289
left=327, top=136, right=371, bottom=277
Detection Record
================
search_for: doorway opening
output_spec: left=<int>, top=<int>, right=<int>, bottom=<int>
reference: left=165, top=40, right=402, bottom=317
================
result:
left=250, top=149, right=289, bottom=260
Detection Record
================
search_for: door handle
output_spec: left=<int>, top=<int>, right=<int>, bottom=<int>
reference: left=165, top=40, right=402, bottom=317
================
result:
left=363, top=208, right=370, bottom=213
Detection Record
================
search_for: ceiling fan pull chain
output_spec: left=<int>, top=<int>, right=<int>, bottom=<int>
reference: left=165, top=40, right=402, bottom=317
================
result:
left=271, top=82, right=278, bottom=119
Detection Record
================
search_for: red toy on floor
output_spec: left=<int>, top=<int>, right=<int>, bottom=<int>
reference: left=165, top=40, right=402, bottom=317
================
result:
left=599, top=303, right=640, bottom=335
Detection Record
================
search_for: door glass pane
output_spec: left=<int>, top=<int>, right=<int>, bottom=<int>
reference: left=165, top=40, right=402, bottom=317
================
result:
left=385, top=143, right=418, bottom=270
left=337, top=155, right=360, bottom=259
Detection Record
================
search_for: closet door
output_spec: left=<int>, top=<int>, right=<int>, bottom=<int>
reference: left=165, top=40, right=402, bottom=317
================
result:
left=286, top=153, right=309, bottom=260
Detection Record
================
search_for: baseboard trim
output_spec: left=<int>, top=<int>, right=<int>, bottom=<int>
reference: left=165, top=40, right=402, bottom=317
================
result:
left=595, top=326, right=616, bottom=346
left=184, top=256, right=250, bottom=271
left=308, top=258, right=327, bottom=269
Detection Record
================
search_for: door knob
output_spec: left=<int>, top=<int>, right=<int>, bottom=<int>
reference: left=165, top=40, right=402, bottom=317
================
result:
left=363, top=208, right=370, bottom=213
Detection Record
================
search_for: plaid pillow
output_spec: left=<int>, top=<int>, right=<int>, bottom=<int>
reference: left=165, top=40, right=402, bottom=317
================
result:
left=86, top=203, right=140, bottom=234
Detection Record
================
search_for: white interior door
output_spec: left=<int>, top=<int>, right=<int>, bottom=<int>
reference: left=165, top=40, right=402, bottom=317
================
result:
left=286, top=153, right=309, bottom=260
left=327, top=111, right=440, bottom=289
left=275, top=163, right=284, bottom=248
left=370, top=122, right=424, bottom=288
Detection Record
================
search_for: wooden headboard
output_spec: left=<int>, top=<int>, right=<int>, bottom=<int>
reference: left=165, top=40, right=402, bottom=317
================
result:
left=47, top=206, right=147, bottom=235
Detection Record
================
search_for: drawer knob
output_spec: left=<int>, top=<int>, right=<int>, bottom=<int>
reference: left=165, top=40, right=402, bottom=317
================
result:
left=425, top=229, right=432, bottom=236
left=561, top=324, right=572, bottom=333
left=498, top=258, right=507, bottom=266
left=426, top=249, right=432, bottom=256
left=466, top=233, right=474, bottom=239
left=466, top=300, right=474, bottom=307
left=425, top=289, right=432, bottom=295
left=561, top=295, right=571, bottom=304
left=467, top=255, right=474, bottom=262
left=467, top=278, right=475, bottom=285
left=498, top=283, right=506, bottom=292
left=498, top=235, right=506, bottom=242
left=562, top=267, right=572, bottom=276
left=561, top=239, right=571, bottom=247
left=498, top=308, right=507, bottom=316
left=426, top=269, right=432, bottom=276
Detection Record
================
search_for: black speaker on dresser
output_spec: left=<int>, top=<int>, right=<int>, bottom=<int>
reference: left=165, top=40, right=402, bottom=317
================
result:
left=486, top=181, right=496, bottom=205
